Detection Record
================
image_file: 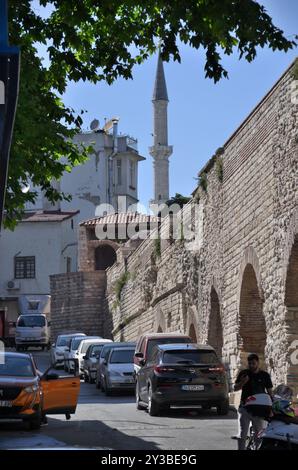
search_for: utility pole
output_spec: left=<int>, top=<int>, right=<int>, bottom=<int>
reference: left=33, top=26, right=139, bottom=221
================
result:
left=0, top=0, right=20, bottom=231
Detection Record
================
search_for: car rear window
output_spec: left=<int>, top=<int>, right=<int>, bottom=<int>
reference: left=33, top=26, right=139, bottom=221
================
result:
left=109, top=349, right=135, bottom=364
left=0, top=356, right=34, bottom=377
left=162, top=350, right=219, bottom=365
left=17, top=315, right=46, bottom=327
left=147, top=337, right=190, bottom=360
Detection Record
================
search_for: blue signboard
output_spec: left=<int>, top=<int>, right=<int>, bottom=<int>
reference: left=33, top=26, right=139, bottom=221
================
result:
left=0, top=0, right=20, bottom=230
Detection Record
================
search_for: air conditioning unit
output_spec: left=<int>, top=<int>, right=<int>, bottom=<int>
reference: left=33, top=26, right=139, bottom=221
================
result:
left=7, top=280, right=21, bottom=290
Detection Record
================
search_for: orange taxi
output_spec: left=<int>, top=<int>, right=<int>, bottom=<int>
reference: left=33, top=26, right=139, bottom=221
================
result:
left=0, top=351, right=80, bottom=429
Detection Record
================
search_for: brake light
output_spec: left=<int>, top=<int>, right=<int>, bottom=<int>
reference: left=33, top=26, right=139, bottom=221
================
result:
left=208, top=366, right=225, bottom=373
left=154, top=366, right=175, bottom=373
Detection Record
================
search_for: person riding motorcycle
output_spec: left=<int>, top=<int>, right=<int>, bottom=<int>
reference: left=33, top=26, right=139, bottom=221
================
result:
left=234, top=353, right=273, bottom=450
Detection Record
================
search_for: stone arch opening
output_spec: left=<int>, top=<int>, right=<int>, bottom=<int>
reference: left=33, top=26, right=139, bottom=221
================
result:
left=157, top=326, right=163, bottom=333
left=239, top=263, right=266, bottom=367
left=207, top=287, right=223, bottom=359
left=95, top=245, right=116, bottom=270
left=189, top=323, right=197, bottom=343
left=285, top=234, right=298, bottom=394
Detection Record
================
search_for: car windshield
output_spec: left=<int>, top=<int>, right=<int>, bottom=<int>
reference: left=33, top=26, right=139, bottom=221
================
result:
left=147, top=337, right=189, bottom=360
left=162, top=350, right=219, bottom=365
left=100, top=344, right=115, bottom=358
left=71, top=338, right=84, bottom=351
left=81, top=341, right=98, bottom=354
left=0, top=356, right=35, bottom=377
left=90, top=345, right=103, bottom=356
left=57, top=336, right=71, bottom=347
left=17, top=315, right=46, bottom=327
left=110, top=349, right=134, bottom=364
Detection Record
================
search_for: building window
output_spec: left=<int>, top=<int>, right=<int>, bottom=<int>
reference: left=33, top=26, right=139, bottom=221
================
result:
left=129, top=160, right=135, bottom=188
left=117, top=159, right=122, bottom=185
left=15, top=256, right=36, bottom=279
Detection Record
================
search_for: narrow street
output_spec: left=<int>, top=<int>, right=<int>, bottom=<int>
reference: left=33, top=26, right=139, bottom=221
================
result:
left=0, top=351, right=238, bottom=450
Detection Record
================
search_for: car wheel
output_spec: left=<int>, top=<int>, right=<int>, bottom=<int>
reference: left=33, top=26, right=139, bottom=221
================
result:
left=148, top=384, right=160, bottom=416
left=217, top=400, right=229, bottom=416
left=27, top=410, right=42, bottom=430
left=136, top=381, right=146, bottom=410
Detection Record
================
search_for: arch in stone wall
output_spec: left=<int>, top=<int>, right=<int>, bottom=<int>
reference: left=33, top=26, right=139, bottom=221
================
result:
left=207, top=286, right=223, bottom=360
left=186, top=306, right=199, bottom=343
left=237, top=249, right=266, bottom=368
left=89, top=240, right=119, bottom=271
left=237, top=246, right=264, bottom=306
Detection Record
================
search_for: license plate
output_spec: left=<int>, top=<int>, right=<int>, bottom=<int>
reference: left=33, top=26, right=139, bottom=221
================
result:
left=181, top=385, right=205, bottom=391
left=25, top=337, right=35, bottom=341
left=0, top=400, right=13, bottom=407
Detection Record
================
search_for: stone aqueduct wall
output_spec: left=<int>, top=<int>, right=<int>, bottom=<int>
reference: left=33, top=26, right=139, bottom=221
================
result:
left=105, top=61, right=298, bottom=392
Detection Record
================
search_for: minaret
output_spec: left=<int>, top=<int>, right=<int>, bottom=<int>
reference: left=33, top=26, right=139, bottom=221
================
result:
left=149, top=52, right=173, bottom=206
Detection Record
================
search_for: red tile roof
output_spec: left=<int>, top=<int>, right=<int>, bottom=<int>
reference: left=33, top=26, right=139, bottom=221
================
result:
left=80, top=212, right=160, bottom=227
left=21, top=210, right=79, bottom=223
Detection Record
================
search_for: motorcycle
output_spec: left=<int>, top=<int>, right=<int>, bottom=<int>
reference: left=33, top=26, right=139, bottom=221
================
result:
left=245, top=384, right=298, bottom=450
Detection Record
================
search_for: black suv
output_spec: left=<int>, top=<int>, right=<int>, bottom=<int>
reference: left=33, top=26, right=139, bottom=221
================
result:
left=136, top=343, right=229, bottom=416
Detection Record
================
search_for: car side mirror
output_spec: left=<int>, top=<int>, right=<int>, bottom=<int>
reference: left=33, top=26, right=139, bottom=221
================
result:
left=45, top=373, right=59, bottom=381
left=83, top=355, right=87, bottom=360
left=65, top=347, right=70, bottom=352
left=135, top=352, right=144, bottom=359
left=139, top=359, right=146, bottom=367
left=103, top=360, right=107, bottom=365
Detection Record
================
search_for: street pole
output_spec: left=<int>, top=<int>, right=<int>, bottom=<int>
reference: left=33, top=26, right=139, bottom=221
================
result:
left=0, top=0, right=20, bottom=231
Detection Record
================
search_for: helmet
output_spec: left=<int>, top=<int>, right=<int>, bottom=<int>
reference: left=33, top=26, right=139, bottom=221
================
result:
left=244, top=393, right=273, bottom=418
left=272, top=398, right=295, bottom=418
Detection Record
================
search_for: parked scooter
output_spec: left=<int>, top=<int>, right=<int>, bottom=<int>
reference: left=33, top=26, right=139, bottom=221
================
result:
left=245, top=384, right=298, bottom=450
left=259, top=385, right=298, bottom=450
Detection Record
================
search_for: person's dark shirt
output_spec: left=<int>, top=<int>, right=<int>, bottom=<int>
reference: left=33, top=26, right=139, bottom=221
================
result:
left=235, top=369, right=273, bottom=404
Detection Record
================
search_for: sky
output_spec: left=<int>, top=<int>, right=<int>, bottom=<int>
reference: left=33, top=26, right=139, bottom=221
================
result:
left=36, top=0, right=298, bottom=209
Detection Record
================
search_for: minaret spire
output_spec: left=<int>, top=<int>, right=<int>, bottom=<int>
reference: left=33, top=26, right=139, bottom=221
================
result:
left=149, top=51, right=173, bottom=207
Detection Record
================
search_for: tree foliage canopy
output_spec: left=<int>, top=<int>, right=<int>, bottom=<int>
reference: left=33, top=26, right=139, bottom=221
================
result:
left=6, top=0, right=296, bottom=228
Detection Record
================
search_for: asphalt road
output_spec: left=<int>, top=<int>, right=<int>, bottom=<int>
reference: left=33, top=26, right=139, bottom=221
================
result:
left=0, top=351, right=238, bottom=450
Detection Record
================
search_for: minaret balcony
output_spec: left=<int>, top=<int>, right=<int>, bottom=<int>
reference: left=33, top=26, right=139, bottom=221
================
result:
left=149, top=145, right=173, bottom=160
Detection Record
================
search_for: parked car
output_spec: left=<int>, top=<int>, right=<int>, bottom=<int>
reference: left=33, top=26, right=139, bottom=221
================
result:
left=51, top=332, right=86, bottom=367
left=95, top=342, right=136, bottom=389
left=101, top=346, right=135, bottom=396
left=64, top=336, right=102, bottom=374
left=135, top=343, right=229, bottom=416
left=15, top=314, right=51, bottom=351
left=82, top=339, right=112, bottom=383
left=134, top=333, right=192, bottom=375
left=0, top=351, right=80, bottom=429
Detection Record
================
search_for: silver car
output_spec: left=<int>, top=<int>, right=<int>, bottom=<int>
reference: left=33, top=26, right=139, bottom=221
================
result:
left=101, top=347, right=135, bottom=396
left=83, top=340, right=112, bottom=383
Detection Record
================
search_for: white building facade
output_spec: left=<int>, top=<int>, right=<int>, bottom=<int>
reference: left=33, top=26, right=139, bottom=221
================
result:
left=0, top=210, right=78, bottom=333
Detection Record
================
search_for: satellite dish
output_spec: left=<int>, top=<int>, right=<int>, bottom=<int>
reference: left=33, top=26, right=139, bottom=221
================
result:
left=90, top=119, right=100, bottom=131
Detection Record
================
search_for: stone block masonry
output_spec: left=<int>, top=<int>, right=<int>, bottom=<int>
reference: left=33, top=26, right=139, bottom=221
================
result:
left=106, top=59, right=298, bottom=395
left=50, top=271, right=110, bottom=340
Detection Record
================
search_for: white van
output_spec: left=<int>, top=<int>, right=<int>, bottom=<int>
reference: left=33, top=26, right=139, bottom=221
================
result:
left=15, top=314, right=51, bottom=351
